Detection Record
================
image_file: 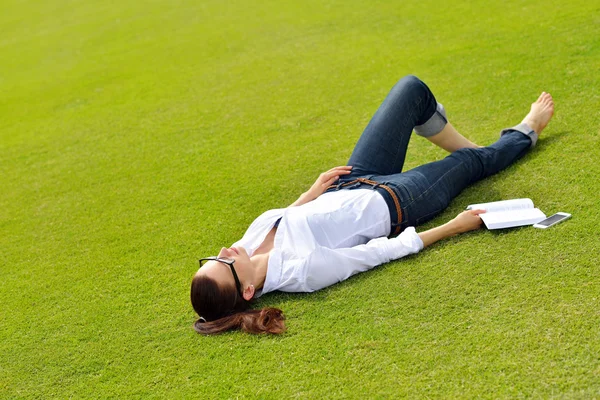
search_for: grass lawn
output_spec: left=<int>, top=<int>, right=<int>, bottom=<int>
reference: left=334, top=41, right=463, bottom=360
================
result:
left=1, top=0, right=599, bottom=397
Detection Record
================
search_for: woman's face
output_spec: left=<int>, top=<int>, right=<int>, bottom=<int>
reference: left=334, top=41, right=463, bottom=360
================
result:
left=196, top=247, right=252, bottom=292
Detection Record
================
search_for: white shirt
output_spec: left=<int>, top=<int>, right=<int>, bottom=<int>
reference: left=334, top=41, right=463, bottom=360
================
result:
left=232, top=189, right=424, bottom=296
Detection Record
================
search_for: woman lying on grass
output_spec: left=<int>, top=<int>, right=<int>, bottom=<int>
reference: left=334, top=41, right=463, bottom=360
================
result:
left=191, top=75, right=554, bottom=335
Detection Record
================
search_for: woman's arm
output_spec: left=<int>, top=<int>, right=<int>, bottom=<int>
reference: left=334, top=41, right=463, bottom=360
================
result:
left=418, top=209, right=486, bottom=247
left=290, top=166, right=353, bottom=207
left=297, top=211, right=483, bottom=293
left=300, top=227, right=423, bottom=292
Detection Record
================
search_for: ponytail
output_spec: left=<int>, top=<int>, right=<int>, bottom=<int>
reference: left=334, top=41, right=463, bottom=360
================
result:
left=191, top=275, right=286, bottom=335
left=194, top=307, right=286, bottom=335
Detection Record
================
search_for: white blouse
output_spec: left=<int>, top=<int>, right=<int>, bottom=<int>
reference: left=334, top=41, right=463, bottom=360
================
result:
left=232, top=189, right=423, bottom=296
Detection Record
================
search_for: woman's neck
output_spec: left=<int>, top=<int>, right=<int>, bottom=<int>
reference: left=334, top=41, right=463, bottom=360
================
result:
left=249, top=224, right=277, bottom=290
left=250, top=252, right=270, bottom=290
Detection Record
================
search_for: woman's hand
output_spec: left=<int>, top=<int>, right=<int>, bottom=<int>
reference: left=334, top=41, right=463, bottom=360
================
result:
left=306, top=166, right=353, bottom=200
left=448, top=209, right=487, bottom=234
left=418, top=209, right=486, bottom=248
left=290, top=166, right=353, bottom=207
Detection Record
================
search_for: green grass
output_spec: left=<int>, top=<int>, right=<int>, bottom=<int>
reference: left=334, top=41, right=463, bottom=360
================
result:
left=1, top=0, right=599, bottom=398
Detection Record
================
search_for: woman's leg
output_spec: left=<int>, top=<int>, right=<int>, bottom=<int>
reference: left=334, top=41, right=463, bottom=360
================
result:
left=395, top=131, right=531, bottom=227
left=426, top=121, right=481, bottom=153
left=347, top=75, right=481, bottom=179
left=394, top=92, right=555, bottom=227
left=346, top=75, right=443, bottom=177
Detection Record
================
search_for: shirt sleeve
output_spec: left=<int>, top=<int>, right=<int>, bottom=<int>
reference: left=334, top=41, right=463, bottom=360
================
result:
left=303, top=227, right=424, bottom=292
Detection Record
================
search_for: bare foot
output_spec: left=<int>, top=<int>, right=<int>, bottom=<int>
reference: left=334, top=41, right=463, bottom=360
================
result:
left=522, top=92, right=554, bottom=135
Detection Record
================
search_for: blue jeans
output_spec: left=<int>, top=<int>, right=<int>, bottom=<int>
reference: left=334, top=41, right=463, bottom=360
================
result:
left=327, top=75, right=533, bottom=235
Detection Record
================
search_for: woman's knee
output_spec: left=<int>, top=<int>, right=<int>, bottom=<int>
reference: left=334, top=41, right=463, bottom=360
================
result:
left=400, top=74, right=424, bottom=85
left=389, top=75, right=436, bottom=123
left=449, top=147, right=487, bottom=179
left=449, top=147, right=480, bottom=165
left=393, top=75, right=427, bottom=93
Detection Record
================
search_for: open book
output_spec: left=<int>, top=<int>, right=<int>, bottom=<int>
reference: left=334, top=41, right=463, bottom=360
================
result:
left=466, top=198, right=546, bottom=230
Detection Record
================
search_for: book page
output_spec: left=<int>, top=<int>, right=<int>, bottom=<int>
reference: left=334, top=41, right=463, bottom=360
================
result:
left=480, top=208, right=546, bottom=229
left=467, top=198, right=534, bottom=213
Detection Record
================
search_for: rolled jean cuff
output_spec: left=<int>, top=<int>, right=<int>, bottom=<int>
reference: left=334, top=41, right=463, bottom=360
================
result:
left=500, top=122, right=538, bottom=148
left=414, top=102, right=447, bottom=137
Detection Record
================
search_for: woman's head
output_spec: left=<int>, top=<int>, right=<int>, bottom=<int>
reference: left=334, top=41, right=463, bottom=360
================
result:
left=195, top=247, right=255, bottom=300
left=190, top=274, right=250, bottom=323
left=191, top=247, right=286, bottom=335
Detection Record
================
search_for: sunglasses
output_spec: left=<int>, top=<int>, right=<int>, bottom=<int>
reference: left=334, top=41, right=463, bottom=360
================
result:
left=198, top=257, right=243, bottom=297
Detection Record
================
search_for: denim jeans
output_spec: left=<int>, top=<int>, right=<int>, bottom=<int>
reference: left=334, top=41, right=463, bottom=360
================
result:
left=327, top=75, right=533, bottom=234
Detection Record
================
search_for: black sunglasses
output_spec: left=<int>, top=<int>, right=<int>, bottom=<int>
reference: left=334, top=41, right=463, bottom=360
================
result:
left=198, top=257, right=243, bottom=297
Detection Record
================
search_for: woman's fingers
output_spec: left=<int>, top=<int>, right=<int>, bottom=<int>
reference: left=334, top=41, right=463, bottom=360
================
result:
left=451, top=209, right=486, bottom=233
left=469, top=209, right=487, bottom=216
left=322, top=176, right=339, bottom=187
left=322, top=166, right=352, bottom=181
left=309, top=166, right=353, bottom=196
left=327, top=166, right=352, bottom=173
left=466, top=210, right=485, bottom=229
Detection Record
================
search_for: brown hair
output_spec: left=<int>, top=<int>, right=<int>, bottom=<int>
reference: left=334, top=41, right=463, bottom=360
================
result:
left=190, top=275, right=286, bottom=335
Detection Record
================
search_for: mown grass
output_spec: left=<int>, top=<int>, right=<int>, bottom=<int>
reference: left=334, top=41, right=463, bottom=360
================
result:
left=1, top=0, right=599, bottom=398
